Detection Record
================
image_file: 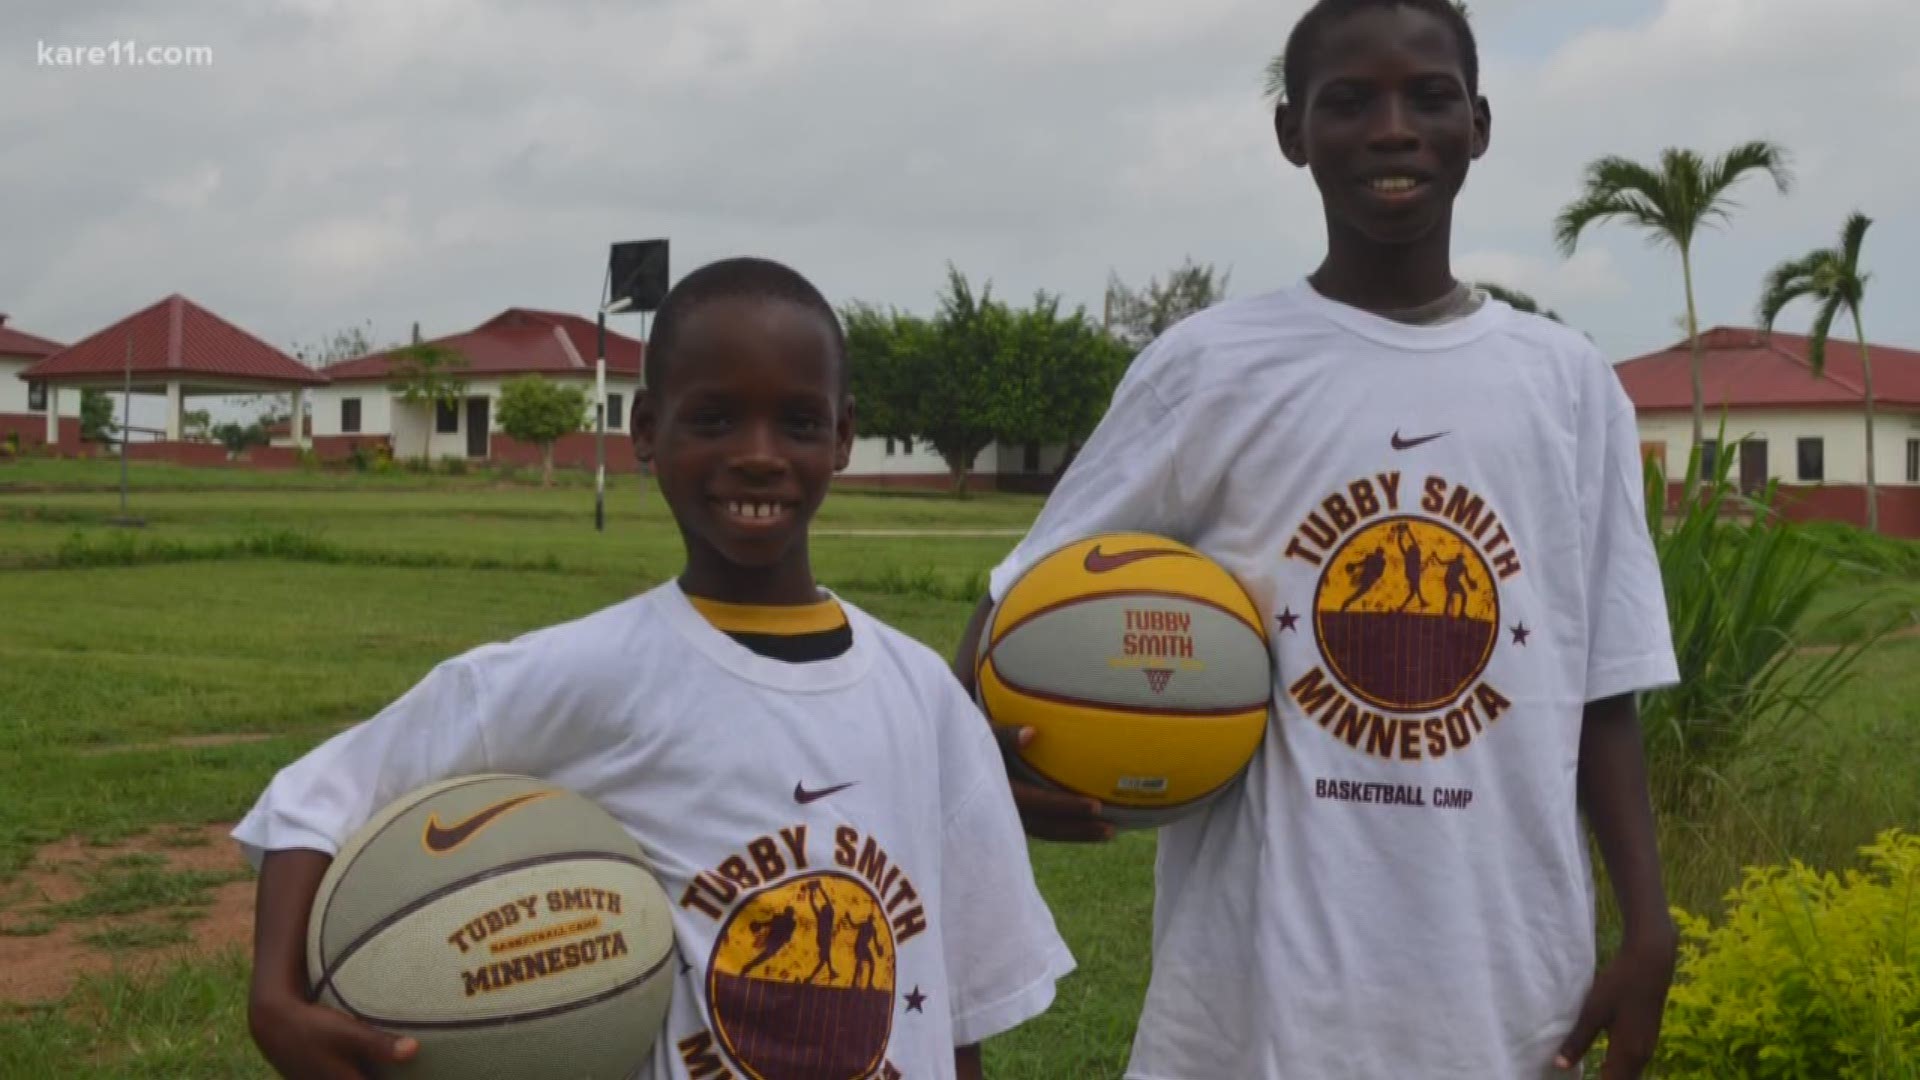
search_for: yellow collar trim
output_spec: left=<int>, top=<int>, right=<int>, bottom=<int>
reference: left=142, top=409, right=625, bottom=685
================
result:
left=688, top=595, right=848, bottom=636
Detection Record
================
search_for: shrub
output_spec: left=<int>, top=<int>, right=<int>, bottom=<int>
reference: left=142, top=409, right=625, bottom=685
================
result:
left=1637, top=429, right=1887, bottom=807
left=438, top=455, right=468, bottom=476
left=1654, top=829, right=1920, bottom=1079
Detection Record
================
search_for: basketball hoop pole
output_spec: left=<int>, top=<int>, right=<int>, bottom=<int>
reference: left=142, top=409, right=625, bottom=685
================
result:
left=596, top=297, right=633, bottom=533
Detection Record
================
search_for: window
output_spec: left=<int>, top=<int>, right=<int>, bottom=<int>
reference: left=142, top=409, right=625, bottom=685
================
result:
left=1797, top=437, right=1824, bottom=482
left=435, top=399, right=459, bottom=433
left=1023, top=442, right=1041, bottom=472
left=1699, top=439, right=1718, bottom=477
left=26, top=380, right=46, bottom=412
left=902, top=437, right=913, bottom=454
left=341, top=398, right=361, bottom=434
left=885, top=437, right=895, bottom=457
left=1907, top=438, right=1919, bottom=484
left=606, top=393, right=623, bottom=431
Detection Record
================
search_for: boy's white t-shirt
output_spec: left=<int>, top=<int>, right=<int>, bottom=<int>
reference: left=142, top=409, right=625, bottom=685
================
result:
left=989, top=281, right=1679, bottom=1080
left=232, top=582, right=1074, bottom=1080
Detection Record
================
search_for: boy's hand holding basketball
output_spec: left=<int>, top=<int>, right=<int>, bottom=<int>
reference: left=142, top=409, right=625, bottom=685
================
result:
left=994, top=725, right=1115, bottom=842
left=248, top=849, right=418, bottom=1079
left=248, top=990, right=417, bottom=1080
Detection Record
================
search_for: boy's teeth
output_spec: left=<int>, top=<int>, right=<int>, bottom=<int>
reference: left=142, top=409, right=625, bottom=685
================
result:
left=1370, top=178, right=1419, bottom=192
left=728, top=501, right=780, bottom=519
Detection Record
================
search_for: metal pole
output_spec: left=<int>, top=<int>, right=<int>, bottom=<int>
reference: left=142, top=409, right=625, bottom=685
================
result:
left=119, top=337, right=131, bottom=517
left=595, top=308, right=606, bottom=532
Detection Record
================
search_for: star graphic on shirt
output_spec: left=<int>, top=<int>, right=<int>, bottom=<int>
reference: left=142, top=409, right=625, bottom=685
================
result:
left=1276, top=607, right=1300, bottom=632
left=1510, top=623, right=1532, bottom=647
left=904, top=986, right=927, bottom=1013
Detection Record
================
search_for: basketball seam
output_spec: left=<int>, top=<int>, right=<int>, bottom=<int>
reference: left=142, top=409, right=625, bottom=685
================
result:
left=334, top=945, right=676, bottom=1031
left=315, top=774, right=520, bottom=995
left=991, top=588, right=1266, bottom=645
left=982, top=656, right=1271, bottom=718
left=314, top=850, right=656, bottom=1007
left=1011, top=732, right=1258, bottom=811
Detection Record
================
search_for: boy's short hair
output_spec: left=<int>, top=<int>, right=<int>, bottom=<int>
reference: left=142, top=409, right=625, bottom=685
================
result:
left=1281, top=0, right=1480, bottom=106
left=641, top=256, right=849, bottom=399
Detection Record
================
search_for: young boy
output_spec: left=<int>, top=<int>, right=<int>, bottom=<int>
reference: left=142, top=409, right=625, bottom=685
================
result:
left=954, top=2, right=1680, bottom=1077
left=235, top=257, right=1075, bottom=1080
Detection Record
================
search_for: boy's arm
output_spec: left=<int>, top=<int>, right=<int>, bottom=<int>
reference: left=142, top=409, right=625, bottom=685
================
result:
left=247, top=849, right=418, bottom=1079
left=953, top=596, right=1111, bottom=843
left=954, top=1044, right=984, bottom=1080
left=1553, top=693, right=1678, bottom=1077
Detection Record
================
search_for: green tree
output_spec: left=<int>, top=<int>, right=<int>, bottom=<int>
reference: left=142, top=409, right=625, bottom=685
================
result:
left=497, top=376, right=590, bottom=486
left=915, top=267, right=1015, bottom=497
left=210, top=420, right=268, bottom=456
left=1554, top=142, right=1793, bottom=487
left=387, top=343, right=469, bottom=463
left=1758, top=212, right=1880, bottom=531
left=1104, top=259, right=1230, bottom=352
left=181, top=408, right=212, bottom=440
left=79, top=389, right=115, bottom=443
left=997, top=293, right=1131, bottom=471
left=1473, top=282, right=1563, bottom=323
left=842, top=302, right=924, bottom=446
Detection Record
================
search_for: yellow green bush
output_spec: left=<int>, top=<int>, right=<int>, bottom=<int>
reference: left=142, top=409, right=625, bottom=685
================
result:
left=1655, top=829, right=1919, bottom=1078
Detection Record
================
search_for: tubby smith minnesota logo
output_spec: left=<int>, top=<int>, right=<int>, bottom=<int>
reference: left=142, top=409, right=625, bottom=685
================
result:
left=673, top=824, right=928, bottom=1080
left=1280, top=470, right=1526, bottom=762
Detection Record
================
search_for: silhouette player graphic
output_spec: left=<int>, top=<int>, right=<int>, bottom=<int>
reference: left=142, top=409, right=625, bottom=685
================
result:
left=844, top=912, right=885, bottom=991
left=739, top=905, right=799, bottom=979
left=1439, top=553, right=1479, bottom=619
left=1340, top=545, right=1390, bottom=612
left=1395, top=524, right=1428, bottom=612
left=805, top=881, right=840, bottom=985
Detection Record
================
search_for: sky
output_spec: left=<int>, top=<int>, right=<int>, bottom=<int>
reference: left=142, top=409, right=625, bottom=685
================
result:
left=4, top=0, right=1916, bottom=426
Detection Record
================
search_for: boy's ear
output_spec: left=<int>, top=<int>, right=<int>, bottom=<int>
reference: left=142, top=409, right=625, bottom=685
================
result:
left=1470, top=95, right=1493, bottom=160
left=1275, top=100, right=1309, bottom=168
left=834, top=395, right=856, bottom=473
left=631, top=389, right=657, bottom=465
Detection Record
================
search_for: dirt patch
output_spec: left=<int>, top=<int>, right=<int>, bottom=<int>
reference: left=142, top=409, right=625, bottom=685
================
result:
left=0, top=824, right=254, bottom=1004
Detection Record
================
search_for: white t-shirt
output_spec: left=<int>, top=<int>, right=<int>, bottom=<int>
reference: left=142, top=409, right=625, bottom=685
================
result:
left=232, top=581, right=1075, bottom=1080
left=988, top=281, right=1679, bottom=1079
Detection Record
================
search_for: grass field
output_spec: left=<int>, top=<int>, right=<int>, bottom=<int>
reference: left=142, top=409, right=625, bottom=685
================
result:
left=1, top=458, right=1916, bottom=1077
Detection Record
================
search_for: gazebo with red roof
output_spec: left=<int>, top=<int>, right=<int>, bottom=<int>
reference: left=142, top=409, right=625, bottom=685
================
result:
left=20, top=294, right=326, bottom=450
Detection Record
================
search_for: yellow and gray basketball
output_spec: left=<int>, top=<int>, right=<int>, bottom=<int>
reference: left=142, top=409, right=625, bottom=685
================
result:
left=307, top=774, right=675, bottom=1079
left=976, top=533, right=1273, bottom=829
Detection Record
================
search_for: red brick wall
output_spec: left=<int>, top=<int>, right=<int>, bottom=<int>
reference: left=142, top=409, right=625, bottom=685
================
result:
left=1771, top=485, right=1920, bottom=538
left=127, top=441, right=231, bottom=467
left=1664, top=481, right=1920, bottom=538
left=309, top=435, right=391, bottom=462
left=0, top=412, right=82, bottom=451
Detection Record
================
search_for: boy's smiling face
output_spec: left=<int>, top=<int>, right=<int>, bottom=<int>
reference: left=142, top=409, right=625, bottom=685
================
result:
left=1279, top=4, right=1490, bottom=248
left=634, top=296, right=853, bottom=602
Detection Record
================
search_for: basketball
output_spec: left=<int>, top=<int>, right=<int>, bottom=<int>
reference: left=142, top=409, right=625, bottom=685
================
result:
left=975, top=532, right=1273, bottom=828
left=307, top=774, right=677, bottom=1079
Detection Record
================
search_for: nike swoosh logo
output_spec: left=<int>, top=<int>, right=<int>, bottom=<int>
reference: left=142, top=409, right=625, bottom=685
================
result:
left=422, top=791, right=554, bottom=854
left=794, top=781, right=856, bottom=805
left=1391, top=430, right=1449, bottom=450
left=1082, top=545, right=1201, bottom=574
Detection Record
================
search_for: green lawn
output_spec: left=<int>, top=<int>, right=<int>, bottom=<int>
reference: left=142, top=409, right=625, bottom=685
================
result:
left=0, top=459, right=1915, bottom=1077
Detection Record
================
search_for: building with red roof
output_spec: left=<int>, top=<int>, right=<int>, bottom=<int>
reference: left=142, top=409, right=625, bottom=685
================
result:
left=1618, top=326, right=1920, bottom=535
left=306, top=307, right=646, bottom=469
left=0, top=313, right=75, bottom=449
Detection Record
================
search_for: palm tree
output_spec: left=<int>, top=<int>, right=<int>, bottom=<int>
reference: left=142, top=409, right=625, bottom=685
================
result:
left=1758, top=212, right=1879, bottom=531
left=1266, top=1, right=1472, bottom=101
left=1554, top=143, right=1793, bottom=485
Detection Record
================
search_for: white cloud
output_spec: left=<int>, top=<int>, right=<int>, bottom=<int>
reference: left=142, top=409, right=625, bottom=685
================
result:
left=1, top=0, right=1915, bottom=374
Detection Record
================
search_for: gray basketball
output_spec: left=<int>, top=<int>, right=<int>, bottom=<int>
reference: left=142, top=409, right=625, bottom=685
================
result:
left=307, top=774, right=676, bottom=1079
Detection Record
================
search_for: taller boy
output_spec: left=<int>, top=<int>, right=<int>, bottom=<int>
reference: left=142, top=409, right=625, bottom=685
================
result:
left=955, top=2, right=1681, bottom=1077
